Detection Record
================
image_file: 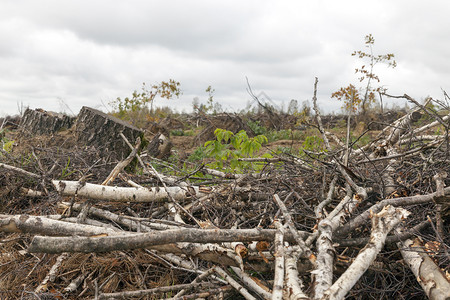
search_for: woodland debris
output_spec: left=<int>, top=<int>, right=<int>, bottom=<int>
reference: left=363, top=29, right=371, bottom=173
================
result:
left=0, top=89, right=449, bottom=299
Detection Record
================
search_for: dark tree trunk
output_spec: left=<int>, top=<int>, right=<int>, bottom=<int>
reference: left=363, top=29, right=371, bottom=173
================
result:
left=20, top=108, right=74, bottom=135
left=75, top=106, right=144, bottom=159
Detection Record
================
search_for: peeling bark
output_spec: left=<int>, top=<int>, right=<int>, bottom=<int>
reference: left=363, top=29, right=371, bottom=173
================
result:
left=397, top=236, right=450, bottom=300
left=0, top=214, right=119, bottom=236
left=322, top=206, right=410, bottom=300
left=313, top=219, right=334, bottom=299
left=52, top=180, right=209, bottom=202
left=285, top=249, right=309, bottom=300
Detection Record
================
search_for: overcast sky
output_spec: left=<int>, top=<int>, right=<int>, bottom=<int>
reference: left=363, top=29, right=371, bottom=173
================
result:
left=0, top=0, right=449, bottom=117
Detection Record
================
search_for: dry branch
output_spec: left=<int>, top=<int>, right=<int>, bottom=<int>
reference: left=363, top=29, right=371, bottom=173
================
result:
left=101, top=137, right=141, bottom=185
left=230, top=266, right=272, bottom=300
left=98, top=282, right=216, bottom=300
left=0, top=162, right=40, bottom=178
left=214, top=266, right=257, bottom=300
left=35, top=252, right=69, bottom=293
left=336, top=187, right=450, bottom=237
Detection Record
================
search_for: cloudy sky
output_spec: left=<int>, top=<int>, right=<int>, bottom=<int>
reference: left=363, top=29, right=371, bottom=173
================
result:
left=0, top=0, right=449, bottom=117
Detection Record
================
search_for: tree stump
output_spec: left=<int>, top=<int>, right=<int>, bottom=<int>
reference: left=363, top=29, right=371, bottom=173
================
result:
left=147, top=133, right=173, bottom=159
left=20, top=108, right=74, bottom=135
left=75, top=106, right=144, bottom=159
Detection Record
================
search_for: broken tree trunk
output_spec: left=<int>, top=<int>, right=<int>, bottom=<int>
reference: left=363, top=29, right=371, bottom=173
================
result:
left=75, top=106, right=144, bottom=159
left=147, top=133, right=173, bottom=159
left=20, top=108, right=73, bottom=135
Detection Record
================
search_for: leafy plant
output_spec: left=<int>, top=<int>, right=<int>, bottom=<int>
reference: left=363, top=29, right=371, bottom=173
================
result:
left=61, top=157, right=76, bottom=179
left=170, top=129, right=185, bottom=136
left=110, top=80, right=181, bottom=125
left=192, top=86, right=223, bottom=115
left=294, top=101, right=311, bottom=127
left=300, top=135, right=325, bottom=155
left=0, top=129, right=14, bottom=153
left=187, top=146, right=208, bottom=163
left=247, top=120, right=267, bottom=136
left=331, top=84, right=362, bottom=113
left=332, top=34, right=396, bottom=114
left=204, top=128, right=269, bottom=172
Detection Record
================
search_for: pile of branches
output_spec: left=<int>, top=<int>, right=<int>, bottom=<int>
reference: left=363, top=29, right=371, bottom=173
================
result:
left=1, top=87, right=450, bottom=299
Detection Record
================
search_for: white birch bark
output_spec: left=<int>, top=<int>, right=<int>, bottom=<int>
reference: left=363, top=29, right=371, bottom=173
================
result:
left=312, top=219, right=334, bottom=299
left=60, top=201, right=180, bottom=231
left=230, top=266, right=272, bottom=300
left=402, top=113, right=449, bottom=140
left=0, top=214, right=119, bottom=236
left=397, top=234, right=450, bottom=300
left=335, top=187, right=450, bottom=237
left=272, top=221, right=285, bottom=300
left=27, top=227, right=307, bottom=253
left=321, top=205, right=410, bottom=300
left=285, top=250, right=309, bottom=300
left=52, top=180, right=209, bottom=202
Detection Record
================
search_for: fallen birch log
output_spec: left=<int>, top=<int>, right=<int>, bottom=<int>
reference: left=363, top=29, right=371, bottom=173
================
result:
left=272, top=220, right=285, bottom=300
left=27, top=228, right=310, bottom=254
left=0, top=214, right=120, bottom=236
left=285, top=249, right=309, bottom=300
left=397, top=235, right=450, bottom=300
left=52, top=180, right=210, bottom=202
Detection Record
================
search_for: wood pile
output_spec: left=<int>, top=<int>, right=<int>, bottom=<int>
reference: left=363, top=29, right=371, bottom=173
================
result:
left=0, top=93, right=449, bottom=299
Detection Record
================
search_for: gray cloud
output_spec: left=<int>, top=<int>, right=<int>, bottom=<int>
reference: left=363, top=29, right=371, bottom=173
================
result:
left=1, top=0, right=449, bottom=117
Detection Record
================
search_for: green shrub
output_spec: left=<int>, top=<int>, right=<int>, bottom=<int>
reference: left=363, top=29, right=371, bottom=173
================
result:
left=204, top=128, right=269, bottom=172
left=247, top=120, right=267, bottom=136
left=300, top=135, right=325, bottom=155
